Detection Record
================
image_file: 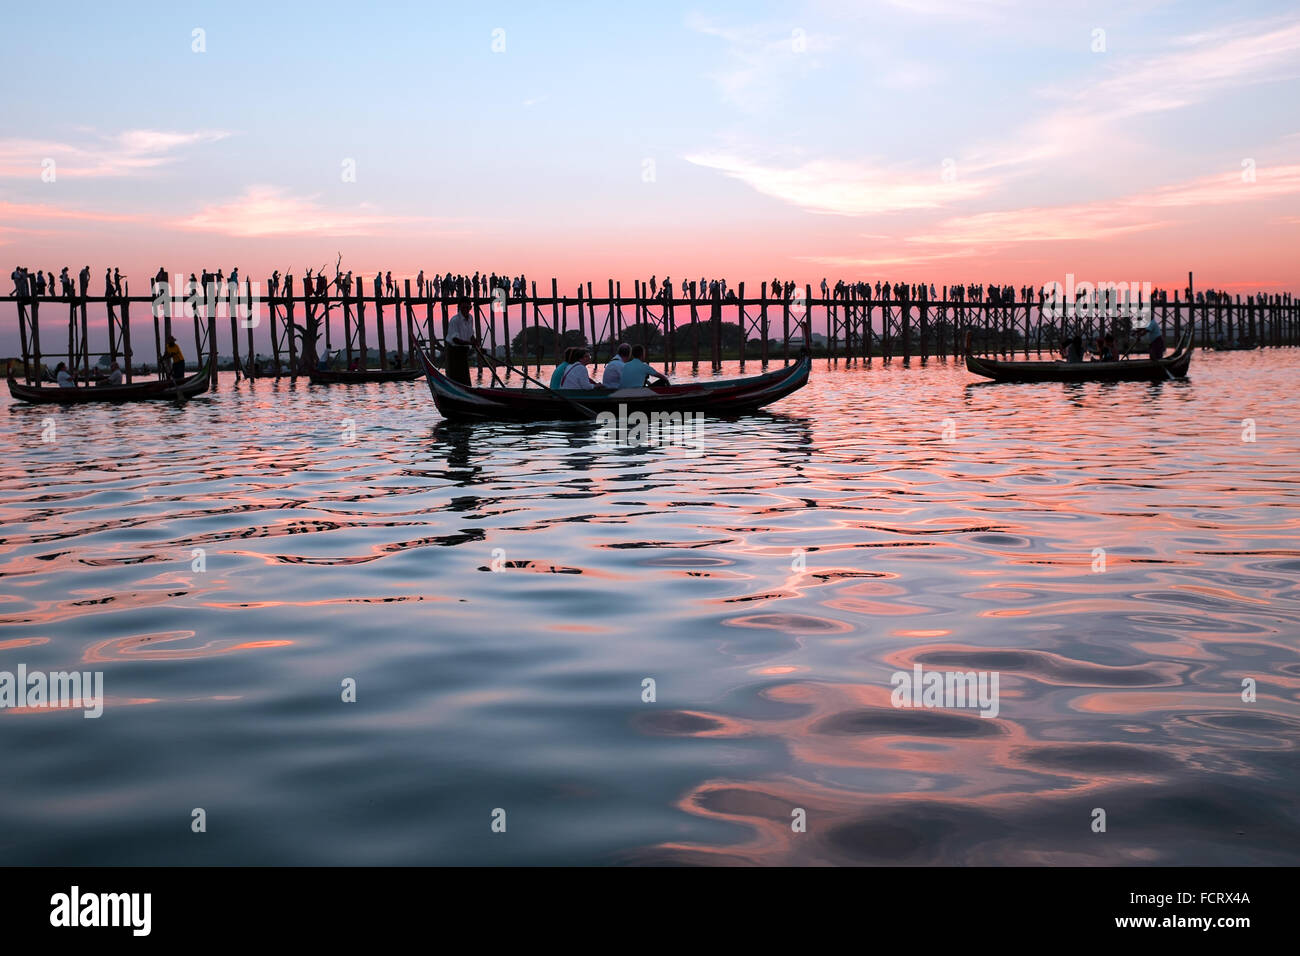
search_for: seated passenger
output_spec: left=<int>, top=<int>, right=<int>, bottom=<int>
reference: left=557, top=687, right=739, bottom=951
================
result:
left=602, top=343, right=631, bottom=388
left=1146, top=316, right=1165, bottom=359
left=618, top=344, right=669, bottom=388
left=550, top=347, right=574, bottom=389
left=560, top=348, right=596, bottom=389
left=1099, top=333, right=1117, bottom=361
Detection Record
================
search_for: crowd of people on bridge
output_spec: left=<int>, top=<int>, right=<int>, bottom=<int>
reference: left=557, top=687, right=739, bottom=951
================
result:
left=9, top=265, right=92, bottom=298
left=10, top=265, right=1289, bottom=315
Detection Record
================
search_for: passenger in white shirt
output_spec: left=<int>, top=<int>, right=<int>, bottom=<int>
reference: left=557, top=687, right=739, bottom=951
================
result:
left=602, top=343, right=631, bottom=388
left=560, top=348, right=596, bottom=389
left=106, top=360, right=124, bottom=385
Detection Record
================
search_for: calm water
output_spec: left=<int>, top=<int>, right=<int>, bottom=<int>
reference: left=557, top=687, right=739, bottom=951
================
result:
left=2, top=350, right=1298, bottom=865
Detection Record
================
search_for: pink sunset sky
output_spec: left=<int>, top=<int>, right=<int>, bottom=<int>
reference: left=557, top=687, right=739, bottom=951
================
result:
left=2, top=0, right=1298, bottom=309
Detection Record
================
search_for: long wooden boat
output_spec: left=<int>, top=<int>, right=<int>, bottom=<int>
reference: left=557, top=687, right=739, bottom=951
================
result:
left=417, top=349, right=811, bottom=422
left=965, top=332, right=1193, bottom=383
left=6, top=363, right=212, bottom=404
left=309, top=366, right=425, bottom=384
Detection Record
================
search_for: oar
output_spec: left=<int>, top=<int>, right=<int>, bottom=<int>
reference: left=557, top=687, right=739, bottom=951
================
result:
left=470, top=342, right=599, bottom=420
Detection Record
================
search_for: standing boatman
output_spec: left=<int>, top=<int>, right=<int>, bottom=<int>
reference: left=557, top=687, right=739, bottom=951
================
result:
left=445, top=298, right=476, bottom=385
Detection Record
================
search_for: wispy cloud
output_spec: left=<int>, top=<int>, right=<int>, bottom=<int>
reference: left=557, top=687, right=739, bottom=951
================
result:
left=907, top=205, right=1164, bottom=246
left=878, top=0, right=1016, bottom=20
left=797, top=246, right=982, bottom=269
left=0, top=129, right=231, bottom=178
left=685, top=12, right=827, bottom=112
left=905, top=163, right=1300, bottom=247
left=177, top=186, right=453, bottom=238
left=1138, top=164, right=1300, bottom=207
left=0, top=200, right=146, bottom=224
left=684, top=151, right=990, bottom=215
left=967, top=18, right=1300, bottom=175
left=791, top=160, right=1300, bottom=271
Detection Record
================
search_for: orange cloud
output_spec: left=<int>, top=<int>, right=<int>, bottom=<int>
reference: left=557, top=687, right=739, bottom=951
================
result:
left=177, top=186, right=456, bottom=238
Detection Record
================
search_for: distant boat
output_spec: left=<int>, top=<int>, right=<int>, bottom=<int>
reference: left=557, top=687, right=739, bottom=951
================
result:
left=964, top=331, right=1193, bottom=383
left=1209, top=342, right=1258, bottom=351
left=308, top=366, right=425, bottom=384
left=417, top=349, right=811, bottom=422
left=7, top=363, right=211, bottom=404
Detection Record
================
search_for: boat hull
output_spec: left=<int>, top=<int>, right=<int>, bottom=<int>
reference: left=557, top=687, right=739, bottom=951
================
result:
left=7, top=364, right=212, bottom=404
left=965, top=335, right=1193, bottom=383
left=417, top=350, right=811, bottom=422
left=309, top=366, right=425, bottom=384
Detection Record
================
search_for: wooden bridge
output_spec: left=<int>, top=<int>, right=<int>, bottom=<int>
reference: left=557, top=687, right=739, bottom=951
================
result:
left=5, top=272, right=1297, bottom=385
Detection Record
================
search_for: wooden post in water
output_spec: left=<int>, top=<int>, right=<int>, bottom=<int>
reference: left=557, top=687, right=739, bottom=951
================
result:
left=245, top=279, right=256, bottom=377
left=689, top=282, right=700, bottom=371
left=633, top=280, right=642, bottom=351
left=781, top=290, right=790, bottom=365
left=207, top=293, right=218, bottom=384
left=377, top=279, right=389, bottom=370
left=80, top=296, right=90, bottom=381
left=551, top=278, right=561, bottom=363
left=152, top=287, right=163, bottom=379
left=106, top=294, right=119, bottom=374
left=403, top=279, right=415, bottom=366
left=665, top=286, right=676, bottom=367
left=395, top=282, right=406, bottom=367
left=343, top=282, right=353, bottom=371
left=271, top=280, right=284, bottom=375
left=228, top=284, right=242, bottom=377
left=803, top=284, right=814, bottom=352
left=614, top=281, right=622, bottom=347
left=16, top=299, right=32, bottom=384
left=529, top=280, right=540, bottom=372
left=710, top=285, right=722, bottom=371
left=901, top=289, right=912, bottom=362
left=500, top=287, right=511, bottom=372
left=737, top=282, right=746, bottom=369
left=190, top=289, right=202, bottom=380
left=576, top=284, right=586, bottom=356
left=121, top=291, right=133, bottom=383
left=421, top=285, right=433, bottom=350
left=920, top=290, right=931, bottom=361
left=286, top=283, right=298, bottom=376
left=28, top=295, right=42, bottom=384
left=358, top=277, right=370, bottom=370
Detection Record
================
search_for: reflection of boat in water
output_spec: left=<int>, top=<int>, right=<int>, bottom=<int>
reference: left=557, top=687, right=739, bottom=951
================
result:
left=417, top=349, right=812, bottom=422
left=7, top=363, right=212, bottom=404
left=308, top=366, right=424, bottom=384
left=964, top=331, right=1192, bottom=383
